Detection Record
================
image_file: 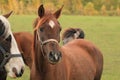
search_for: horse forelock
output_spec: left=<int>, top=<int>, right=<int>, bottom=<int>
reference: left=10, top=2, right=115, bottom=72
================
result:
left=33, top=11, right=55, bottom=31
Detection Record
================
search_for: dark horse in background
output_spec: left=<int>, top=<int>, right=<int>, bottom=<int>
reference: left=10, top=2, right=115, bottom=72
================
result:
left=62, top=28, right=85, bottom=45
left=0, top=12, right=25, bottom=80
left=30, top=4, right=103, bottom=80
left=13, top=32, right=33, bottom=69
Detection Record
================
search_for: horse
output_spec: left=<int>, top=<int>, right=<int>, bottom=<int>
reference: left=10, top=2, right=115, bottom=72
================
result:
left=62, top=28, right=85, bottom=45
left=30, top=4, right=103, bottom=80
left=13, top=32, right=33, bottom=69
left=0, top=11, right=25, bottom=80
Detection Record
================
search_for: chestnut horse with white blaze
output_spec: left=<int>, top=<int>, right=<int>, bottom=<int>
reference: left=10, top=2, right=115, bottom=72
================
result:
left=30, top=4, right=103, bottom=80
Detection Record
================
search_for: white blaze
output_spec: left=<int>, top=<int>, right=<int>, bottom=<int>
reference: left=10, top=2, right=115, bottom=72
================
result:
left=74, top=31, right=80, bottom=39
left=49, top=20, right=55, bottom=28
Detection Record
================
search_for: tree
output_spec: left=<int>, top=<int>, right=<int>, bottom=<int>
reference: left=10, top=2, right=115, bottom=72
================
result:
left=116, top=5, right=120, bottom=16
left=84, top=2, right=98, bottom=15
left=101, top=4, right=107, bottom=16
left=8, top=0, right=19, bottom=14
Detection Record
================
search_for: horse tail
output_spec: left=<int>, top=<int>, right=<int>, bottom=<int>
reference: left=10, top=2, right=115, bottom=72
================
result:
left=62, top=28, right=85, bottom=45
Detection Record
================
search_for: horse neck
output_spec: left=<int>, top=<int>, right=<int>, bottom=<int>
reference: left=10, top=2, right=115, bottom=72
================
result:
left=33, top=31, right=48, bottom=74
left=33, top=31, right=68, bottom=79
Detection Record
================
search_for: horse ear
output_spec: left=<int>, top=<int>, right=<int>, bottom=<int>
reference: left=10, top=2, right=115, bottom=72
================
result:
left=38, top=4, right=45, bottom=18
left=54, top=5, right=64, bottom=19
left=3, top=11, right=13, bottom=18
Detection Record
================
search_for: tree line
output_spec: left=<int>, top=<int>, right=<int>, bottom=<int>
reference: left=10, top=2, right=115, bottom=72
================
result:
left=0, top=0, right=120, bottom=16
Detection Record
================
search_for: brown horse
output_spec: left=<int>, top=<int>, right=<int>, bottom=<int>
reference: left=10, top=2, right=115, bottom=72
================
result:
left=13, top=32, right=33, bottom=69
left=62, top=28, right=85, bottom=45
left=30, top=4, right=103, bottom=80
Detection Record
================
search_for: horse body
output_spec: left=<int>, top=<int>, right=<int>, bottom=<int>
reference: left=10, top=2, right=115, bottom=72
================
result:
left=13, top=32, right=33, bottom=69
left=62, top=39, right=103, bottom=80
left=30, top=4, right=103, bottom=80
left=31, top=39, right=103, bottom=80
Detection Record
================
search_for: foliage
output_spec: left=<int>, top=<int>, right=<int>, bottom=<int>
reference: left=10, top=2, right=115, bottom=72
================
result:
left=84, top=2, right=98, bottom=15
left=1, top=0, right=120, bottom=15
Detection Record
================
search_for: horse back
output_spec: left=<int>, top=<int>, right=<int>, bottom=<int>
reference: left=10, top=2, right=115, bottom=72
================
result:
left=62, top=39, right=103, bottom=80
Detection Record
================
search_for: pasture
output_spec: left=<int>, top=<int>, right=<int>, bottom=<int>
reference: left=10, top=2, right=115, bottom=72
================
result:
left=7, top=15, right=120, bottom=80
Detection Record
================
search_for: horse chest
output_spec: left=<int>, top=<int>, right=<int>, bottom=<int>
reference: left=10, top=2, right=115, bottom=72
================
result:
left=43, top=64, right=68, bottom=80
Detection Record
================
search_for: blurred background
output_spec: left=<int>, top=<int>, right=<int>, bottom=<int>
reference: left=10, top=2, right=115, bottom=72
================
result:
left=0, top=0, right=120, bottom=16
left=0, top=0, right=120, bottom=80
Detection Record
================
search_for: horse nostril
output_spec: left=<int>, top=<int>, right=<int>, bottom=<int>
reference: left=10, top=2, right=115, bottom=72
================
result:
left=12, top=67, right=24, bottom=77
left=49, top=51, right=54, bottom=57
left=48, top=51, right=62, bottom=63
left=12, top=67, right=17, bottom=74
left=21, top=67, right=24, bottom=74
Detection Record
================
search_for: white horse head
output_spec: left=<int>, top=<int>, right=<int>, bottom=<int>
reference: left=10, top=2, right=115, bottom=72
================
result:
left=0, top=11, right=25, bottom=78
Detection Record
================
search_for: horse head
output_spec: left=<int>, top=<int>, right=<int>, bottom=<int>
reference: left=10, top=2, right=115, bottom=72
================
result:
left=34, top=4, right=63, bottom=64
left=0, top=11, right=25, bottom=78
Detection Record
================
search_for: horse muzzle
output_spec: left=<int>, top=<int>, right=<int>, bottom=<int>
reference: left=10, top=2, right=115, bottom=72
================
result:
left=48, top=51, right=62, bottom=64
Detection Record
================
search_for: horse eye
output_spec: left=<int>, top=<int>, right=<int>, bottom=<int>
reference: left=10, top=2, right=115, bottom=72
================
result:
left=59, top=27, right=62, bottom=32
left=40, top=27, right=44, bottom=32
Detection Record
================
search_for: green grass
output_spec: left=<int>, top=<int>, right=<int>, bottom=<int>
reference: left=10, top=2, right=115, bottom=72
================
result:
left=7, top=15, right=120, bottom=80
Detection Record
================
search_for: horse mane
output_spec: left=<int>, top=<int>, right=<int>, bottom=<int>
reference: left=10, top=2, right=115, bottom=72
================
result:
left=33, top=30, right=40, bottom=71
left=33, top=30, right=45, bottom=72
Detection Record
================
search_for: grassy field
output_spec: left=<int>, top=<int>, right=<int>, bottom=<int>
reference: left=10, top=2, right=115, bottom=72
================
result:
left=7, top=15, right=120, bottom=80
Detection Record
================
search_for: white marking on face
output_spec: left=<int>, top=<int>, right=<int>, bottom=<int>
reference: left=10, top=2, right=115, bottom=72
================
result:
left=74, top=31, right=80, bottom=39
left=0, top=15, right=25, bottom=78
left=49, top=20, right=55, bottom=28
left=0, top=16, right=10, bottom=38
